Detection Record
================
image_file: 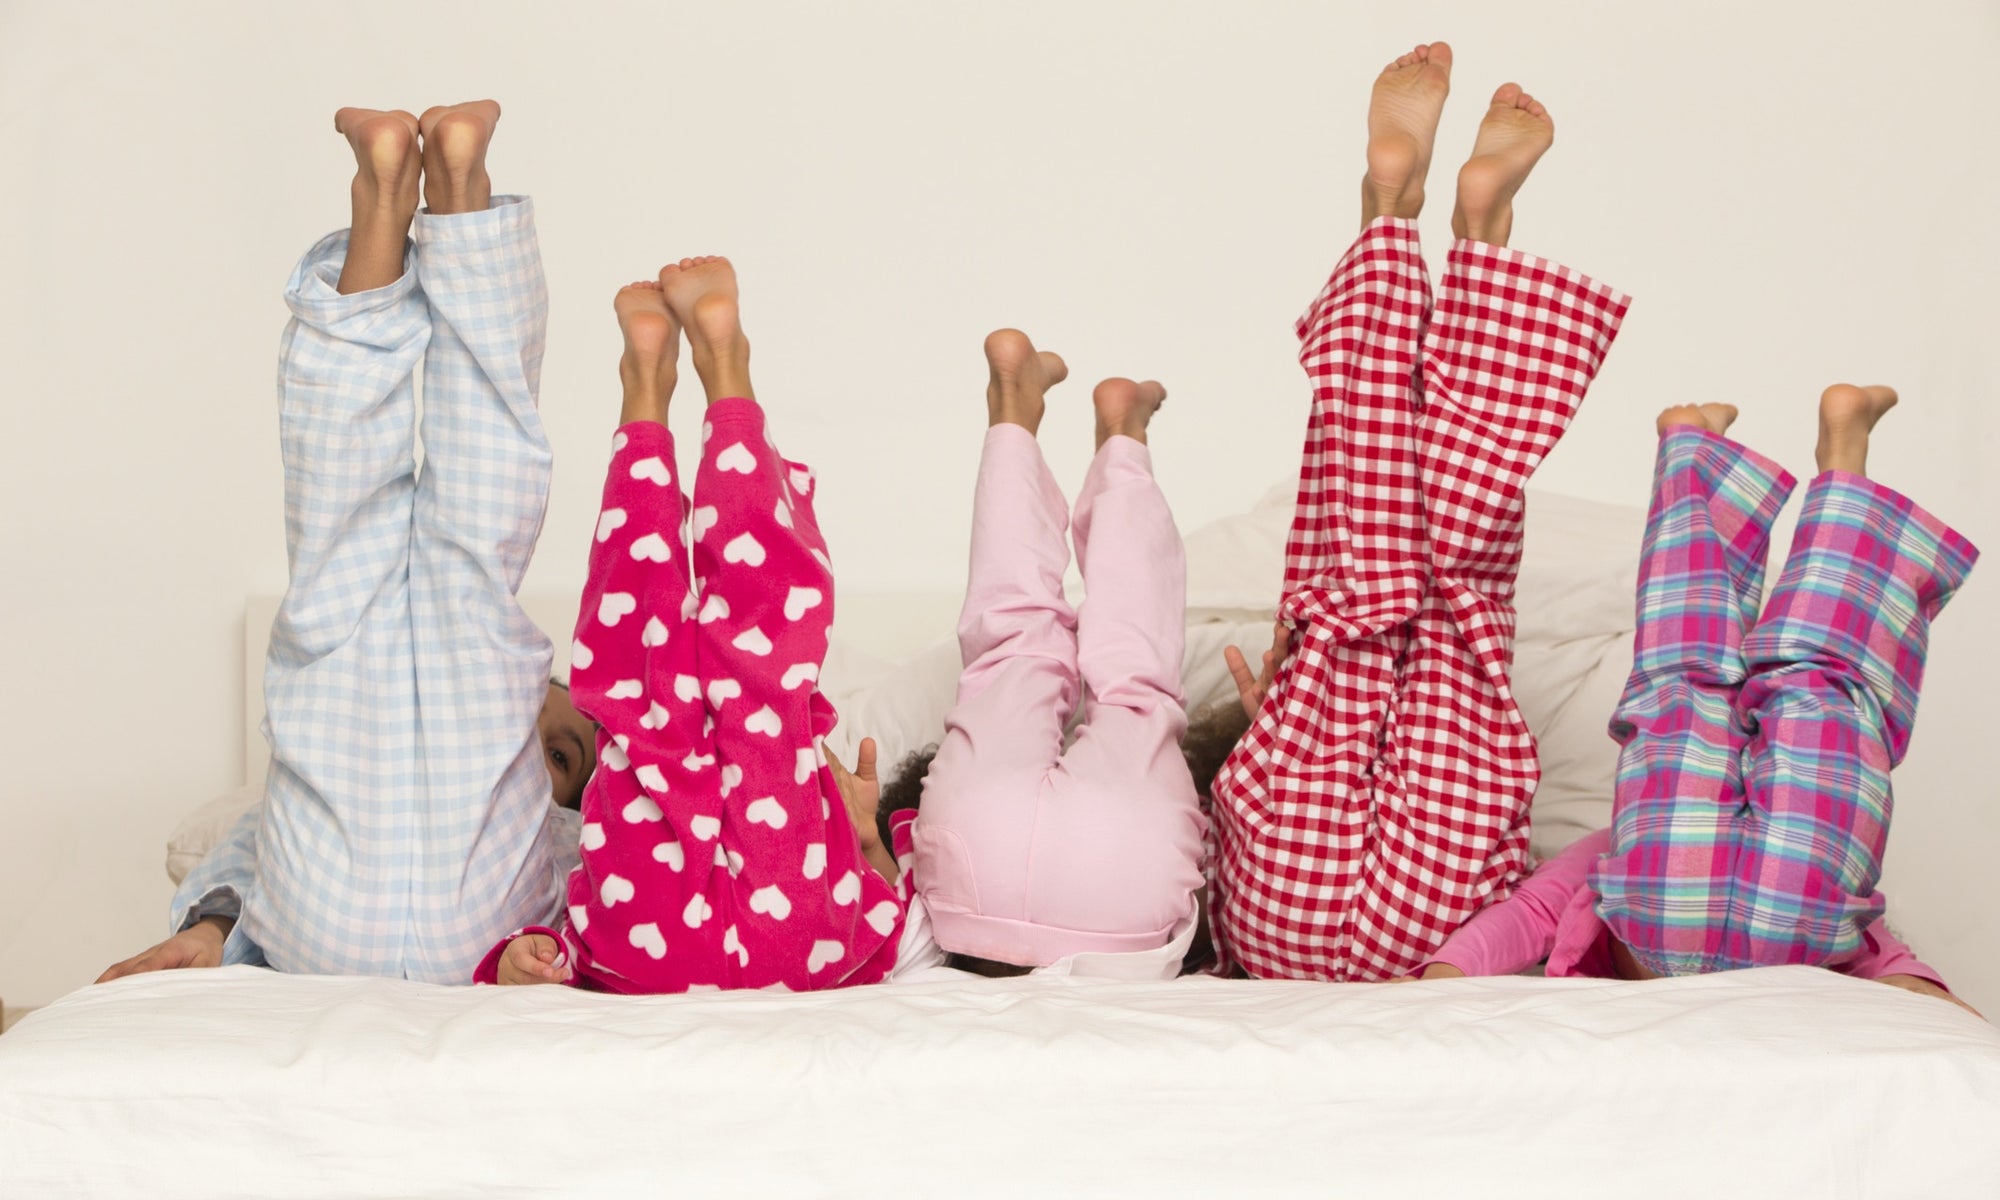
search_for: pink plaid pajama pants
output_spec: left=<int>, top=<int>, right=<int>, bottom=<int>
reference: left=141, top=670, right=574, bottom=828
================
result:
left=1209, top=218, right=1629, bottom=981
left=478, top=400, right=902, bottom=992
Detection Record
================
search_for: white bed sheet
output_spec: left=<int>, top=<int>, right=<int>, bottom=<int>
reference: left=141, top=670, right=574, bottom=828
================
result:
left=4, top=967, right=1997, bottom=1198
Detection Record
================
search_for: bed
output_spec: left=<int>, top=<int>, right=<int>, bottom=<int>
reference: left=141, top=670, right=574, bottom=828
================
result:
left=6, top=487, right=1998, bottom=1198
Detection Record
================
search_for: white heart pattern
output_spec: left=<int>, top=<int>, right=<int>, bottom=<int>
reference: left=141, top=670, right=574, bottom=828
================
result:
left=808, top=939, right=844, bottom=973
left=864, top=901, right=899, bottom=936
left=723, top=532, right=767, bottom=567
left=596, top=508, right=628, bottom=543
left=715, top=443, right=758, bottom=474
left=802, top=843, right=827, bottom=880
left=707, top=678, right=742, bottom=706
left=726, top=848, right=745, bottom=875
left=611, top=430, right=629, bottom=454
left=607, top=678, right=643, bottom=700
left=674, top=675, right=701, bottom=703
left=749, top=885, right=793, bottom=921
left=629, top=456, right=672, bottom=487
left=653, top=840, right=685, bottom=872
left=681, top=592, right=699, bottom=621
left=569, top=904, right=590, bottom=933
left=622, top=794, right=664, bottom=824
left=783, top=587, right=824, bottom=621
left=640, top=701, right=670, bottom=731
left=600, top=874, right=635, bottom=907
left=634, top=764, right=668, bottom=794
left=682, top=893, right=713, bottom=929
left=599, top=592, right=638, bottom=626
left=722, top=924, right=749, bottom=968
left=681, top=751, right=715, bottom=772
left=641, top=616, right=669, bottom=648
left=732, top=627, right=773, bottom=656
left=780, top=662, right=818, bottom=690
left=571, top=639, right=594, bottom=671
left=744, top=796, right=788, bottom=829
left=698, top=594, right=730, bottom=624
left=713, top=844, right=730, bottom=868
left=629, top=533, right=673, bottom=563
left=601, top=740, right=630, bottom=771
left=744, top=706, right=783, bottom=737
left=832, top=871, right=861, bottom=906
left=691, top=505, right=720, bottom=542
left=689, top=814, right=722, bottom=841
left=810, top=548, right=832, bottom=573
left=789, top=466, right=814, bottom=495
left=580, top=822, right=606, bottom=851
left=701, top=421, right=713, bottom=444
left=774, top=500, right=794, bottom=529
left=628, top=922, right=667, bottom=960
left=795, top=747, right=817, bottom=784
left=719, top=763, right=744, bottom=797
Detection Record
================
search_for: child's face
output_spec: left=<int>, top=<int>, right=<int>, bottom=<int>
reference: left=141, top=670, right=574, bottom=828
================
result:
left=538, top=683, right=598, bottom=810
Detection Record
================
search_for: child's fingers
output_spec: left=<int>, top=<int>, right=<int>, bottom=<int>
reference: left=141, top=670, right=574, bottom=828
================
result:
left=856, top=736, right=878, bottom=784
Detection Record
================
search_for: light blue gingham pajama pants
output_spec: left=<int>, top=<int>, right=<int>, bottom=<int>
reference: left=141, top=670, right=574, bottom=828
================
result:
left=171, top=198, right=570, bottom=982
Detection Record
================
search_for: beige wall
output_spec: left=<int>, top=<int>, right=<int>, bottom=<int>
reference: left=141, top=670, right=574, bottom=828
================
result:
left=2, top=0, right=1994, bottom=1010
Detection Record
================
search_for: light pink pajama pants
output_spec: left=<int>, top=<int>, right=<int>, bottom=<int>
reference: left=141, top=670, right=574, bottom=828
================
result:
left=912, top=427, right=1207, bottom=966
left=478, top=400, right=903, bottom=992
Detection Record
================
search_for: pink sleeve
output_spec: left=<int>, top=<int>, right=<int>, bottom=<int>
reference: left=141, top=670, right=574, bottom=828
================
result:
left=472, top=924, right=566, bottom=986
left=1840, top=918, right=1951, bottom=991
left=1421, top=830, right=1608, bottom=977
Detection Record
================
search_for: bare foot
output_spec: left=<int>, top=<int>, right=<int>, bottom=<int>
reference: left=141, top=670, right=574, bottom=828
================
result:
left=418, top=100, right=501, bottom=215
left=1816, top=384, right=1897, bottom=476
left=983, top=328, right=1068, bottom=435
left=615, top=281, right=681, bottom=427
left=1092, top=377, right=1167, bottom=448
left=332, top=107, right=421, bottom=294
left=660, top=257, right=751, bottom=403
left=1452, top=83, right=1554, bottom=247
left=1656, top=403, right=1739, bottom=439
left=1362, top=41, right=1453, bottom=228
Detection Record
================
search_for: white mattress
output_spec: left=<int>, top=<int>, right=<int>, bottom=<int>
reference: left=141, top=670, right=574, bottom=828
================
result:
left=5, top=967, right=1997, bottom=1198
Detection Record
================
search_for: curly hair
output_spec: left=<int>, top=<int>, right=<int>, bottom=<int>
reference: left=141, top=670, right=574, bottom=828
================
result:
left=875, top=744, right=939, bottom=852
left=1180, top=701, right=1252, bottom=801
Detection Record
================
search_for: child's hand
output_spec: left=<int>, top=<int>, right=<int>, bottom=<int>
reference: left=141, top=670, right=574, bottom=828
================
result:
left=96, top=916, right=234, bottom=983
left=826, top=737, right=899, bottom=885
left=496, top=933, right=571, bottom=986
left=1877, top=973, right=1984, bottom=1019
left=1223, top=622, right=1292, bottom=721
left=1388, top=962, right=1466, bottom=983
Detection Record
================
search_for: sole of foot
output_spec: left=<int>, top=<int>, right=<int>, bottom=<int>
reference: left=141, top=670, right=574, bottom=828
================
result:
left=1655, top=403, right=1739, bottom=438
left=660, top=257, right=750, bottom=402
left=1452, top=83, right=1554, bottom=245
left=1363, top=41, right=1453, bottom=224
left=983, top=328, right=1068, bottom=433
left=1816, top=383, right=1897, bottom=474
left=419, top=100, right=502, bottom=215
left=1092, top=377, right=1167, bottom=447
left=334, top=107, right=422, bottom=208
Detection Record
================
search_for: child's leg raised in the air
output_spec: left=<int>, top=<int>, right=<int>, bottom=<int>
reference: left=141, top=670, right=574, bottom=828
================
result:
left=912, top=330, right=1083, bottom=965
left=1590, top=404, right=1795, bottom=977
left=402, top=102, right=566, bottom=981
left=246, top=109, right=431, bottom=976
left=675, top=258, right=900, bottom=989
left=1725, top=387, right=1979, bottom=967
left=1022, top=379, right=1207, bottom=962
left=1209, top=45, right=1446, bottom=980
left=542, top=277, right=738, bottom=991
left=1348, top=85, right=1630, bottom=978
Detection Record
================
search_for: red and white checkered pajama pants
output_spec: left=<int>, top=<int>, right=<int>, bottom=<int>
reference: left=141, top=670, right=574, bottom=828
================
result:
left=1209, top=218, right=1629, bottom=981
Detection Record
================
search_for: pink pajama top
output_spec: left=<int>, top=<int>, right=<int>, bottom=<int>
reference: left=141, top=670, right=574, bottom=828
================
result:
left=1421, top=829, right=1949, bottom=988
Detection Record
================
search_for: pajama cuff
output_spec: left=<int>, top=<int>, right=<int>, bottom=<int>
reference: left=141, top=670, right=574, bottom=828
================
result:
left=925, top=905, right=1186, bottom=967
left=284, top=229, right=425, bottom=347
left=1802, top=471, right=1981, bottom=604
left=1295, top=217, right=1424, bottom=342
left=412, top=193, right=536, bottom=253
left=1446, top=237, right=1634, bottom=328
